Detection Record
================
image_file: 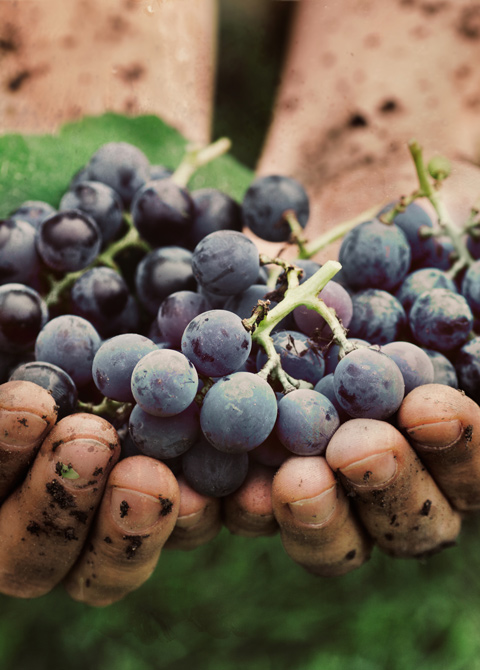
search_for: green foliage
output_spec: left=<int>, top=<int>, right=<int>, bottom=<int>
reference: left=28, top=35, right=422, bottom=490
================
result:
left=1, top=115, right=479, bottom=670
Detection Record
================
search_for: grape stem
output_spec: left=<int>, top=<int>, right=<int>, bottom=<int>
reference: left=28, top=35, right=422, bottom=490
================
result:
left=77, top=396, right=132, bottom=422
left=408, top=140, right=474, bottom=278
left=247, top=260, right=350, bottom=393
left=171, top=138, right=232, bottom=188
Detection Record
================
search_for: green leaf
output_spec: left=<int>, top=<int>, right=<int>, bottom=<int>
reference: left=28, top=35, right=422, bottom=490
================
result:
left=0, top=113, right=253, bottom=218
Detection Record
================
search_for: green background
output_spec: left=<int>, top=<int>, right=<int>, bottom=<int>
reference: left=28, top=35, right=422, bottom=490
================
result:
left=1, top=111, right=480, bottom=670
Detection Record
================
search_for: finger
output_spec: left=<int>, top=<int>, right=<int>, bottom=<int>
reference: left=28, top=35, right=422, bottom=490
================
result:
left=63, top=456, right=180, bottom=606
left=272, top=457, right=372, bottom=576
left=0, top=413, right=120, bottom=598
left=223, top=463, right=278, bottom=538
left=326, top=419, right=462, bottom=559
left=0, top=380, right=58, bottom=500
left=164, top=475, right=222, bottom=551
left=397, top=384, right=480, bottom=511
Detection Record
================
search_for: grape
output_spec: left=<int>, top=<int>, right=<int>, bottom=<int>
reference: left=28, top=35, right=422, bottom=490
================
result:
left=182, top=433, right=249, bottom=497
left=293, top=281, right=353, bottom=339
left=135, top=246, right=196, bottom=315
left=150, top=165, right=173, bottom=181
left=461, top=260, right=480, bottom=317
left=224, top=284, right=272, bottom=319
left=314, top=373, right=351, bottom=422
left=189, top=188, right=242, bottom=248
left=381, top=341, right=434, bottom=394
left=85, top=142, right=150, bottom=208
left=423, top=348, right=458, bottom=388
left=157, top=290, right=211, bottom=349
left=192, top=230, right=259, bottom=296
left=9, top=361, right=78, bottom=419
left=92, top=333, right=158, bottom=402
left=454, top=337, right=480, bottom=403
left=349, top=289, right=407, bottom=345
left=395, top=268, right=457, bottom=314
left=249, top=431, right=291, bottom=467
left=131, top=179, right=195, bottom=247
left=378, top=201, right=434, bottom=266
left=0, top=219, right=41, bottom=286
left=275, top=389, right=339, bottom=456
left=36, top=210, right=101, bottom=272
left=256, top=330, right=325, bottom=385
left=333, top=347, right=405, bottom=419
left=200, top=372, right=277, bottom=453
left=131, top=349, right=198, bottom=417
left=242, top=175, right=309, bottom=242
left=129, top=402, right=199, bottom=459
left=409, top=288, right=473, bottom=352
left=181, top=309, right=252, bottom=377
left=0, top=284, right=48, bottom=353
left=324, top=338, right=370, bottom=375
left=59, top=181, right=123, bottom=247
left=338, top=219, right=411, bottom=291
left=71, top=267, right=130, bottom=336
left=35, top=315, right=101, bottom=387
left=295, top=259, right=322, bottom=284
left=9, top=201, right=56, bottom=229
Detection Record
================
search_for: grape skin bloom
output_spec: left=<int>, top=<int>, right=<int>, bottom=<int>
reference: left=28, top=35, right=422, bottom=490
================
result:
left=200, top=372, right=278, bottom=453
left=131, top=349, right=198, bottom=417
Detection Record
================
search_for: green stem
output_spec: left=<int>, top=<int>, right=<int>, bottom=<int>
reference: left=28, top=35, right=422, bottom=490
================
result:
left=252, top=260, right=347, bottom=392
left=408, top=140, right=474, bottom=277
left=284, top=210, right=308, bottom=258
left=77, top=396, right=132, bottom=421
left=302, top=203, right=384, bottom=259
left=378, top=192, right=421, bottom=225
left=171, top=138, right=232, bottom=188
left=97, top=214, right=150, bottom=267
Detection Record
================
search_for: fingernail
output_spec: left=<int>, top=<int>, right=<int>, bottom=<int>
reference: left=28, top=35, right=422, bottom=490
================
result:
left=340, top=451, right=397, bottom=487
left=288, top=485, right=337, bottom=525
left=111, top=487, right=169, bottom=533
left=54, top=439, right=114, bottom=488
left=0, top=410, right=50, bottom=449
left=406, top=420, right=463, bottom=449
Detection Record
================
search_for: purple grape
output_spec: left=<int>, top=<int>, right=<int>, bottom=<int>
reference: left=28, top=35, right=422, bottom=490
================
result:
left=189, top=188, right=242, bottom=248
left=349, top=289, right=407, bottom=345
left=256, top=330, right=325, bottom=385
left=157, top=290, right=211, bottom=349
left=9, top=361, right=78, bottom=419
left=9, top=201, right=56, bottom=229
left=409, top=288, right=473, bottom=352
left=293, top=281, right=353, bottom=339
left=36, top=210, right=101, bottom=272
left=381, top=341, right=434, bottom=394
left=129, top=402, right=199, bottom=459
left=0, top=219, right=41, bottom=286
left=0, top=283, right=48, bottom=353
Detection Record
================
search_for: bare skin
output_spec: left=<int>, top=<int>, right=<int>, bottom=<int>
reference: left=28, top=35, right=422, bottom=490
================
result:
left=1, top=0, right=480, bottom=604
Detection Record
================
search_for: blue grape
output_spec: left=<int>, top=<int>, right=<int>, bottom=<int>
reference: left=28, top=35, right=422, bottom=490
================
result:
left=189, top=188, right=242, bottom=248
left=349, top=289, right=407, bottom=345
left=9, top=201, right=56, bottom=229
left=293, top=280, right=353, bottom=339
left=224, top=284, right=272, bottom=319
left=181, top=309, right=252, bottom=376
left=36, top=210, right=101, bottom=272
left=35, top=315, right=101, bottom=387
left=314, top=373, right=351, bottom=422
left=131, top=349, right=198, bottom=417
left=93, top=333, right=158, bottom=402
left=242, top=175, right=309, bottom=242
left=200, top=372, right=277, bottom=453
left=149, top=165, right=173, bottom=180
left=454, top=337, right=480, bottom=402
left=192, top=230, right=259, bottom=296
left=275, top=389, right=339, bottom=455
left=378, top=201, right=434, bottom=266
left=333, top=347, right=405, bottom=419
left=157, top=290, right=211, bottom=349
left=0, top=219, right=41, bottom=286
left=409, top=288, right=473, bottom=352
left=0, top=284, right=48, bottom=353
left=423, top=348, right=458, bottom=388
left=60, top=181, right=123, bottom=246
left=9, top=361, right=78, bottom=419
left=85, top=142, right=150, bottom=208
left=395, top=268, right=457, bottom=314
left=129, top=402, right=199, bottom=459
left=71, top=267, right=130, bottom=336
left=338, top=219, right=411, bottom=291
left=131, top=179, right=195, bottom=247
left=182, top=433, right=249, bottom=497
left=256, top=330, right=325, bottom=385
left=381, top=341, right=434, bottom=394
left=324, top=338, right=370, bottom=375
left=135, top=246, right=196, bottom=315
left=461, top=260, right=480, bottom=317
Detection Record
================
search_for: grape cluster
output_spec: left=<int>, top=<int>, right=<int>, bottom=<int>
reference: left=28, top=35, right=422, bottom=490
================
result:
left=1, top=139, right=479, bottom=501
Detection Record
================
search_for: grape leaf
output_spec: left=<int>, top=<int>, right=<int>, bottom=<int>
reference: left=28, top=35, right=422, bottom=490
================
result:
left=0, top=113, right=253, bottom=218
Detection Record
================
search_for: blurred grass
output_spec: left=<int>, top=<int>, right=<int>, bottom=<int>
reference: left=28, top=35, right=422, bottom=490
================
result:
left=2, top=113, right=480, bottom=670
